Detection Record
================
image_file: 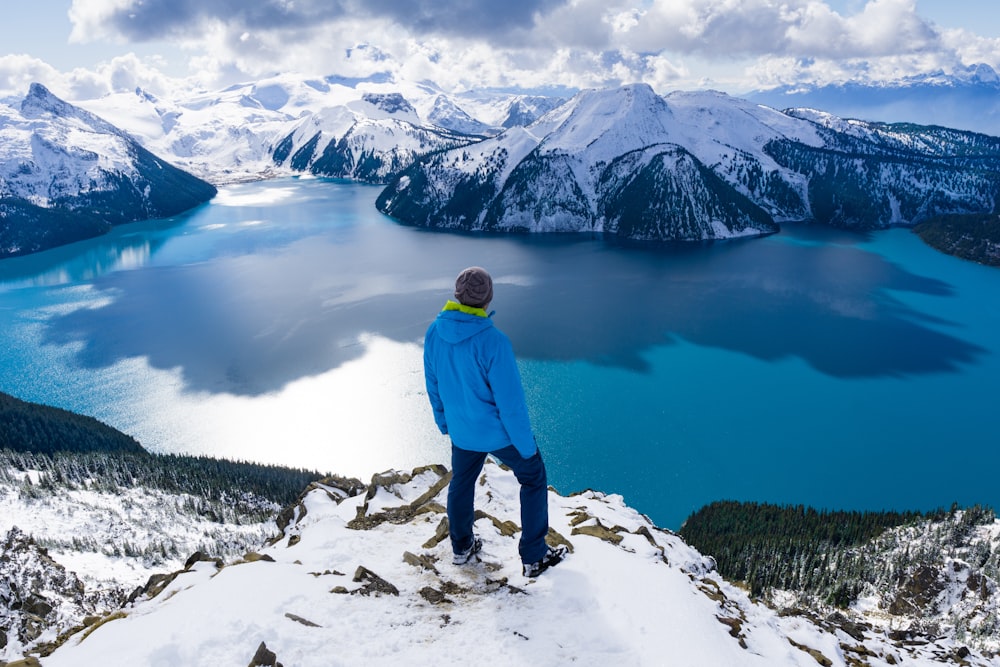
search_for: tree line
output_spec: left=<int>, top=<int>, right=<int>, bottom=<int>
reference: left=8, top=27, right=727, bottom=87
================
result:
left=0, top=390, right=326, bottom=507
left=679, top=500, right=996, bottom=604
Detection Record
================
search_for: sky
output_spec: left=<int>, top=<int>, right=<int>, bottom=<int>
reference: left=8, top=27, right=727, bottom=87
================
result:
left=1, top=0, right=999, bottom=101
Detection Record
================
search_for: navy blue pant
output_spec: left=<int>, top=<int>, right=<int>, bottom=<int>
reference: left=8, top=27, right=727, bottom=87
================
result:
left=448, top=444, right=550, bottom=565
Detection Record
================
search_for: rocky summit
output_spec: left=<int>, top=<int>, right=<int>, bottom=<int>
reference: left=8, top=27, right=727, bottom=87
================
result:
left=25, top=461, right=997, bottom=667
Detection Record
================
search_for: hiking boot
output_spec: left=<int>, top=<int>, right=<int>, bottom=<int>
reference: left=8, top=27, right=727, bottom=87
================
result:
left=452, top=536, right=483, bottom=565
left=522, top=545, right=568, bottom=578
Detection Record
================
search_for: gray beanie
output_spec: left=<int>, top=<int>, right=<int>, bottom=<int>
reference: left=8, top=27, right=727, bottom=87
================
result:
left=454, top=266, right=493, bottom=308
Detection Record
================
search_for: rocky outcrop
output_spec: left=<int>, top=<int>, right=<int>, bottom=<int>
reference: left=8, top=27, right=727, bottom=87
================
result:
left=0, top=527, right=123, bottom=660
left=248, top=641, right=283, bottom=667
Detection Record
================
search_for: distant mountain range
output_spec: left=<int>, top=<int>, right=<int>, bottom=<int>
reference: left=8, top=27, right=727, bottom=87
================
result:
left=3, top=71, right=1000, bottom=261
left=74, top=75, right=565, bottom=185
left=749, top=63, right=1000, bottom=138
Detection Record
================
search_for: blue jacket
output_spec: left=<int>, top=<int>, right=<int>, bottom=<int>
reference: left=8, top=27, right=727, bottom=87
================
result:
left=423, top=301, right=536, bottom=457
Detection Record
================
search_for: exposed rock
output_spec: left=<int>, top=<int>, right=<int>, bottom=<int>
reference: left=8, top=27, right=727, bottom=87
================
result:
left=825, top=612, right=870, bottom=642
left=0, top=527, right=115, bottom=657
left=4, top=658, right=42, bottom=667
left=403, top=551, right=439, bottom=574
left=284, top=612, right=321, bottom=627
left=545, top=528, right=574, bottom=554
left=348, top=466, right=451, bottom=531
left=418, top=587, right=452, bottom=605
left=698, top=579, right=727, bottom=603
left=474, top=509, right=520, bottom=537
left=128, top=551, right=223, bottom=605
left=571, top=520, right=624, bottom=545
left=241, top=552, right=276, bottom=564
left=717, top=615, right=745, bottom=647
left=788, top=637, right=834, bottom=666
left=351, top=567, right=399, bottom=597
left=889, top=565, right=946, bottom=616
left=422, top=518, right=450, bottom=549
left=184, top=551, right=224, bottom=570
left=248, top=641, right=283, bottom=667
left=272, top=475, right=366, bottom=544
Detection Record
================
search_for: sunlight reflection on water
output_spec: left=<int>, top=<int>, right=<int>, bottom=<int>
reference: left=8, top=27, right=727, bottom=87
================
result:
left=106, top=335, right=446, bottom=477
left=213, top=186, right=300, bottom=207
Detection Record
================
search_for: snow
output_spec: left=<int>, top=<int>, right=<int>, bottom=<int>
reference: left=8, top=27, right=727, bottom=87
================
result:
left=32, top=462, right=994, bottom=667
left=0, top=481, right=277, bottom=592
left=0, top=88, right=147, bottom=207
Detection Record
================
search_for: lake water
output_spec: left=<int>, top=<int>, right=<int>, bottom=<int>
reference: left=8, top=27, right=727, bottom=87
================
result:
left=1, top=177, right=998, bottom=529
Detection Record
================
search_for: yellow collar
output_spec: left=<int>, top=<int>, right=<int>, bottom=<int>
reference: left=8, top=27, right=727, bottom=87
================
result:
left=442, top=300, right=489, bottom=317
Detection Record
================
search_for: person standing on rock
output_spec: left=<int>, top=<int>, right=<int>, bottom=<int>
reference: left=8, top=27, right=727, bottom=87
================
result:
left=423, top=266, right=567, bottom=578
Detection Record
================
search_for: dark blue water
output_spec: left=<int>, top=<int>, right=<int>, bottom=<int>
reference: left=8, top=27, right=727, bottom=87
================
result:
left=1, top=178, right=997, bottom=528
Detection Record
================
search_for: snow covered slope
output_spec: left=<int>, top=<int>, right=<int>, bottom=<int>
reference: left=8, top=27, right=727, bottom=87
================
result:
left=377, top=83, right=1000, bottom=241
left=76, top=75, right=343, bottom=185
left=270, top=92, right=474, bottom=183
left=0, top=84, right=217, bottom=258
left=74, top=75, right=558, bottom=186
left=34, top=462, right=996, bottom=667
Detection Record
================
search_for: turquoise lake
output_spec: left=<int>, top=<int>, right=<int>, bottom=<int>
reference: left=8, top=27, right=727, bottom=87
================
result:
left=1, top=177, right=998, bottom=529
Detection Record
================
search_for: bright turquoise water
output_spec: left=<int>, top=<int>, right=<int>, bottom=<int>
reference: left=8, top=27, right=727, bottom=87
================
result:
left=1, top=178, right=997, bottom=529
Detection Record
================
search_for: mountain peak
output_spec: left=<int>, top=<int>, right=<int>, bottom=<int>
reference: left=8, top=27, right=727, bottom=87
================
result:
left=539, top=82, right=672, bottom=156
left=967, top=63, right=1000, bottom=86
left=21, top=82, right=74, bottom=119
left=361, top=91, right=417, bottom=117
left=20, top=82, right=121, bottom=138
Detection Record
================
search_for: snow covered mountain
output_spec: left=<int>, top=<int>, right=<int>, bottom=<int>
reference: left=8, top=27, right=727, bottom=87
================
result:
left=7, top=460, right=994, bottom=667
left=76, top=76, right=353, bottom=185
left=377, top=83, right=1000, bottom=242
left=32, top=73, right=1000, bottom=251
left=270, top=92, right=475, bottom=183
left=0, top=84, right=217, bottom=258
left=749, top=63, right=1000, bottom=138
left=74, top=75, right=562, bottom=186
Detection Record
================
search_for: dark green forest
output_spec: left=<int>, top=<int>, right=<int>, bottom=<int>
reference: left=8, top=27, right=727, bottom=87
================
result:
left=1, top=390, right=146, bottom=455
left=914, top=213, right=1000, bottom=267
left=0, top=390, right=325, bottom=506
left=680, top=500, right=996, bottom=605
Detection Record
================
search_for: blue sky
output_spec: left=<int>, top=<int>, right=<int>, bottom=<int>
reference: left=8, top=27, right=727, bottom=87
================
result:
left=2, top=0, right=999, bottom=100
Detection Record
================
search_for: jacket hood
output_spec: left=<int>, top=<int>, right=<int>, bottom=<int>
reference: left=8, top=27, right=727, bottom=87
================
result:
left=434, top=301, right=495, bottom=344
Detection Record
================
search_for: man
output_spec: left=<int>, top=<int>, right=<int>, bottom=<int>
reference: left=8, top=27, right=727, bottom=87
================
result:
left=423, top=266, right=567, bottom=578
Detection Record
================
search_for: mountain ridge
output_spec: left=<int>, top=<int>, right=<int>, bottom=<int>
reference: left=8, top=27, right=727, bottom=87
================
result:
left=36, top=74, right=1000, bottom=262
left=376, top=83, right=1000, bottom=242
left=0, top=84, right=217, bottom=258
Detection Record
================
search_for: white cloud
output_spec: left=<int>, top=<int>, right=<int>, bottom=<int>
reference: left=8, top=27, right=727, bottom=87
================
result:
left=0, top=52, right=195, bottom=101
left=599, top=0, right=940, bottom=59
left=21, top=0, right=1000, bottom=99
left=940, top=28, right=1000, bottom=72
left=0, top=55, right=63, bottom=99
